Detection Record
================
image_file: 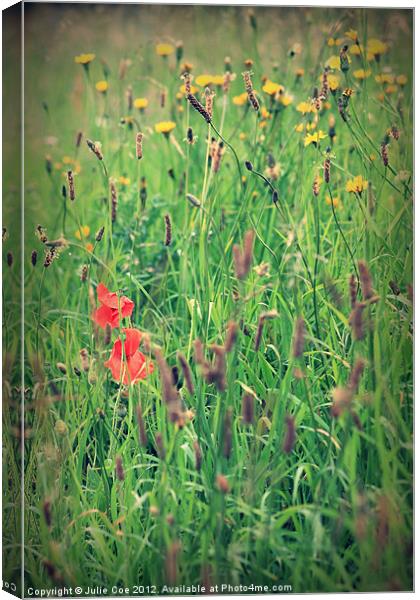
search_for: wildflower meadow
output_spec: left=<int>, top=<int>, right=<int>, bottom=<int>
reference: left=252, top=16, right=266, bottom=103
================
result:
left=2, top=3, right=413, bottom=596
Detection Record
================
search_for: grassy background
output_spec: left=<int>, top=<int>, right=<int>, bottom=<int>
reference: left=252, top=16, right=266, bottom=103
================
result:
left=3, top=3, right=413, bottom=594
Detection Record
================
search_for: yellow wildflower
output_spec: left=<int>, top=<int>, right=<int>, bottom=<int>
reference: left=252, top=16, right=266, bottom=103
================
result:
left=295, top=68, right=305, bottom=77
left=346, top=175, right=368, bottom=194
left=95, top=80, right=108, bottom=93
left=239, top=132, right=247, bottom=141
left=74, top=53, right=95, bottom=65
left=195, top=74, right=214, bottom=87
left=396, top=74, right=408, bottom=86
left=345, top=29, right=359, bottom=42
left=155, top=121, right=176, bottom=134
left=119, top=176, right=130, bottom=186
left=262, top=80, right=284, bottom=96
left=295, top=123, right=304, bottom=133
left=326, top=56, right=341, bottom=70
left=326, top=196, right=340, bottom=208
left=304, top=130, right=327, bottom=147
left=85, top=242, right=94, bottom=253
left=353, top=69, right=371, bottom=80
left=233, top=92, right=248, bottom=106
left=319, top=73, right=340, bottom=91
left=385, top=84, right=398, bottom=94
left=279, top=93, right=293, bottom=106
left=375, top=73, right=394, bottom=84
left=327, top=37, right=343, bottom=47
left=179, top=84, right=198, bottom=95
left=260, top=107, right=270, bottom=119
left=211, top=75, right=225, bottom=86
left=367, top=38, right=388, bottom=56
left=156, top=43, right=174, bottom=57
left=349, top=44, right=362, bottom=55
left=75, top=226, right=90, bottom=240
left=296, top=101, right=315, bottom=114
left=134, top=97, right=148, bottom=110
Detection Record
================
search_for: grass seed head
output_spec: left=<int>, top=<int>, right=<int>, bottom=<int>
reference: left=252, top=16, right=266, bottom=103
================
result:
left=164, top=214, right=172, bottom=246
left=223, top=407, right=233, bottom=459
left=349, top=273, right=358, bottom=308
left=358, top=260, right=374, bottom=300
left=216, top=474, right=230, bottom=494
left=187, top=92, right=211, bottom=123
left=292, top=316, right=305, bottom=358
left=283, top=414, right=296, bottom=453
left=136, top=403, right=148, bottom=447
left=241, top=392, right=254, bottom=425
left=349, top=302, right=366, bottom=340
left=67, top=170, right=75, bottom=201
left=193, top=439, right=202, bottom=471
left=42, top=500, right=52, bottom=529
left=177, top=352, right=194, bottom=395
left=136, top=132, right=143, bottom=159
left=115, top=455, right=125, bottom=481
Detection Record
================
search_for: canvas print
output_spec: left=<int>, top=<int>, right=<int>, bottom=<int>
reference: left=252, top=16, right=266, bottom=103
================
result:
left=2, top=2, right=413, bottom=596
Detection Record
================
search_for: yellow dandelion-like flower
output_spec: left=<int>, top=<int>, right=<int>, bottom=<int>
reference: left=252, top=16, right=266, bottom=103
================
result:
left=326, top=56, right=341, bottom=70
left=327, top=37, right=336, bottom=47
left=396, top=74, right=408, bottom=86
left=74, top=53, right=96, bottom=65
left=375, top=73, right=394, bottom=84
left=259, top=120, right=268, bottom=129
left=295, top=123, right=304, bottom=133
left=262, top=80, right=284, bottom=96
left=367, top=38, right=388, bottom=56
left=304, top=130, right=327, bottom=147
left=346, top=175, right=368, bottom=194
left=385, top=84, right=398, bottom=94
left=296, top=101, right=315, bottom=115
left=319, top=73, right=340, bottom=91
left=155, top=121, right=176, bottom=134
left=349, top=44, right=362, bottom=55
left=95, top=80, right=108, bottom=93
left=195, top=74, right=214, bottom=87
left=345, top=29, right=359, bottom=42
left=179, top=84, right=198, bottom=95
left=134, top=97, right=148, bottom=110
left=233, top=92, right=248, bottom=106
left=156, top=43, right=175, bottom=57
left=260, top=107, right=270, bottom=119
left=239, top=132, right=247, bottom=140
left=211, top=75, right=225, bottom=86
left=326, top=196, right=340, bottom=208
left=279, top=93, right=293, bottom=106
left=353, top=69, right=371, bottom=80
left=85, top=242, right=94, bottom=253
left=119, top=176, right=131, bottom=186
left=75, top=225, right=90, bottom=240
left=306, top=122, right=317, bottom=131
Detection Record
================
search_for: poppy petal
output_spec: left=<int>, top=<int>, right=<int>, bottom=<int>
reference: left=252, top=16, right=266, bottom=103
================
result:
left=126, top=351, right=154, bottom=383
left=97, top=283, right=120, bottom=309
left=93, top=305, right=114, bottom=328
left=122, top=328, right=142, bottom=357
left=121, top=297, right=135, bottom=318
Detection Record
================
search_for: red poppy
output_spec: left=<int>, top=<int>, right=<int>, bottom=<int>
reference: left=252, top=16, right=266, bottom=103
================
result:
left=104, top=328, right=154, bottom=385
left=93, top=283, right=134, bottom=329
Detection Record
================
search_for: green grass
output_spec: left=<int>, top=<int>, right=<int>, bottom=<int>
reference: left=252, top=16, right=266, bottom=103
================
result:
left=2, top=4, right=413, bottom=595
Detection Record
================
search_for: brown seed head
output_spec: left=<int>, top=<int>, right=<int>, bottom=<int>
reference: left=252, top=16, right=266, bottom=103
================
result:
left=216, top=474, right=230, bottom=494
left=115, top=455, right=125, bottom=481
